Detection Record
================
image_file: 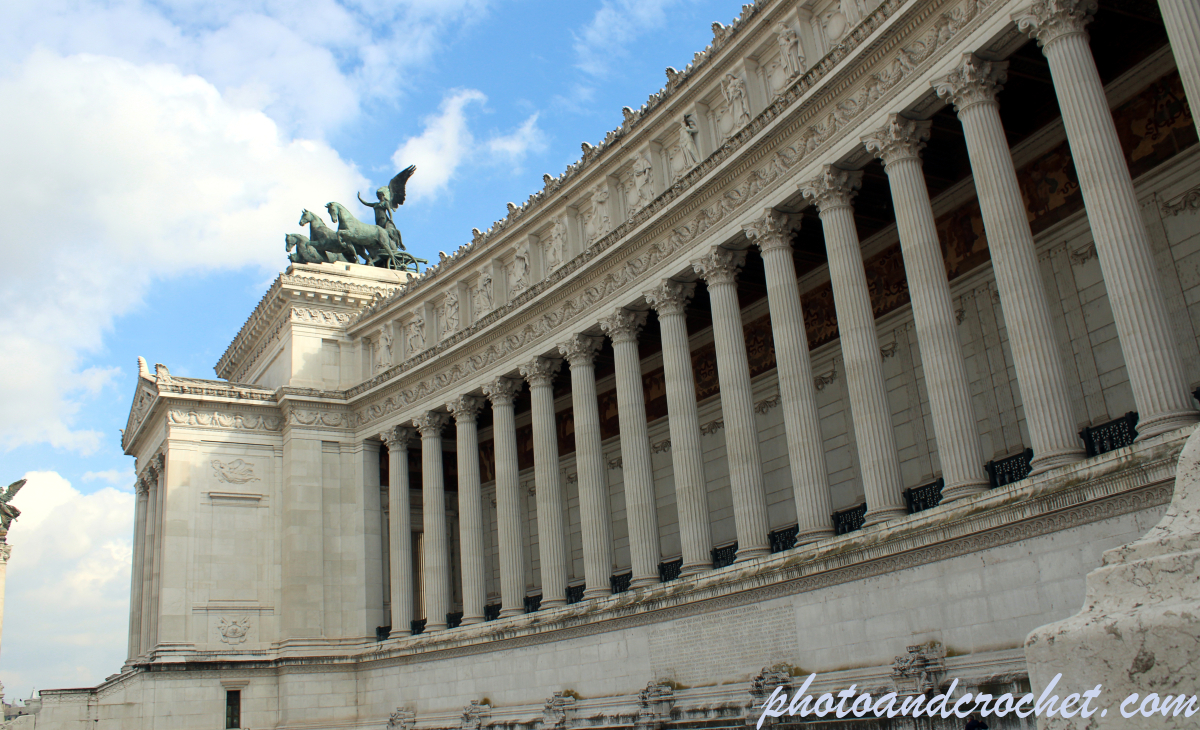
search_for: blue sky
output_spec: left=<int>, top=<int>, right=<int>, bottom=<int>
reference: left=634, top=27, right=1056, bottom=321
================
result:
left=0, top=0, right=747, bottom=702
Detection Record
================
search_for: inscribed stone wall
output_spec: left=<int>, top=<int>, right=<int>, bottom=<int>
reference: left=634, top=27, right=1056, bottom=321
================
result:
left=648, top=604, right=800, bottom=686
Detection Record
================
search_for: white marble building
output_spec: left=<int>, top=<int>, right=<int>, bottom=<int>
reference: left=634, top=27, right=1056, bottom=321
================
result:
left=34, top=0, right=1200, bottom=726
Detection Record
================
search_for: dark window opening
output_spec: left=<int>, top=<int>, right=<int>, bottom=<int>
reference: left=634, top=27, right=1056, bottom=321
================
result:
left=225, top=689, right=241, bottom=729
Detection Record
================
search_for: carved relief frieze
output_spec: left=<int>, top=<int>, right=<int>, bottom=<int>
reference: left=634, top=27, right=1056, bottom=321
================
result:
left=168, top=409, right=283, bottom=432
left=285, top=407, right=355, bottom=430
left=211, top=459, right=260, bottom=484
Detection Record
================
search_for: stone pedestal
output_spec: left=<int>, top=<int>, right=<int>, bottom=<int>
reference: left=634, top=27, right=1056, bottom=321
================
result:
left=1025, top=424, right=1200, bottom=729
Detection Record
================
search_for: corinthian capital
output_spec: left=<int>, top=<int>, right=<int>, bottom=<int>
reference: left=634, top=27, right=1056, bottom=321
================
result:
left=380, top=425, right=417, bottom=450
left=446, top=395, right=484, bottom=423
left=742, top=209, right=798, bottom=253
left=599, top=308, right=648, bottom=345
left=691, top=247, right=747, bottom=287
left=932, top=53, right=1008, bottom=113
left=413, top=412, right=451, bottom=438
left=519, top=357, right=563, bottom=388
left=643, top=280, right=696, bottom=317
left=557, top=334, right=604, bottom=367
left=1012, top=0, right=1096, bottom=48
left=862, top=114, right=931, bottom=167
left=799, top=165, right=863, bottom=212
left=482, top=376, right=524, bottom=406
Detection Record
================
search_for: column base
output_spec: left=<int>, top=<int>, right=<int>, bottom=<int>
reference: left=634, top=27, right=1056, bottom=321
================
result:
left=498, top=607, right=523, bottom=618
left=583, top=587, right=612, bottom=600
left=540, top=598, right=567, bottom=609
left=1029, top=447, right=1085, bottom=475
left=734, top=545, right=770, bottom=562
left=1135, top=410, right=1200, bottom=441
left=679, top=562, right=709, bottom=577
left=424, top=621, right=448, bottom=632
left=630, top=576, right=659, bottom=589
left=460, top=615, right=485, bottom=626
left=388, top=629, right=412, bottom=640
left=863, top=506, right=907, bottom=527
left=940, top=480, right=990, bottom=503
left=794, top=526, right=835, bottom=546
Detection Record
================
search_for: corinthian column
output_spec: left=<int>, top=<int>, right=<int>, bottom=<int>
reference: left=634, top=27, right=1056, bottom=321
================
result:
left=1014, top=0, right=1199, bottom=439
left=482, top=377, right=526, bottom=618
left=691, top=248, right=771, bottom=560
left=519, top=357, right=569, bottom=607
left=381, top=426, right=415, bottom=637
left=863, top=116, right=989, bottom=501
left=446, top=396, right=485, bottom=625
left=557, top=334, right=613, bottom=599
left=643, top=280, right=713, bottom=575
left=414, top=412, right=451, bottom=631
left=801, top=166, right=907, bottom=525
left=1157, top=0, right=1200, bottom=138
left=599, top=308, right=661, bottom=587
left=127, top=476, right=149, bottom=659
left=934, top=55, right=1085, bottom=471
left=742, top=211, right=834, bottom=543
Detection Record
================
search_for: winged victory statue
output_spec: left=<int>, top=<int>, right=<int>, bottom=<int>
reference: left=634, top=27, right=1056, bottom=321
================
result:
left=0, top=479, right=25, bottom=540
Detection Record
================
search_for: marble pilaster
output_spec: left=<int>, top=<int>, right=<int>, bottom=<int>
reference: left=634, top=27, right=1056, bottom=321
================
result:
left=801, top=166, right=907, bottom=525
left=557, top=334, right=613, bottom=599
left=934, top=54, right=1086, bottom=471
left=1014, top=0, right=1200, bottom=438
left=381, top=426, right=416, bottom=638
left=482, top=377, right=526, bottom=618
left=643, top=280, right=713, bottom=575
left=447, top=396, right=485, bottom=625
left=599, top=308, right=661, bottom=587
left=742, top=210, right=835, bottom=544
left=691, top=248, right=771, bottom=560
left=519, top=357, right=569, bottom=607
left=862, top=115, right=989, bottom=501
left=414, top=412, right=451, bottom=631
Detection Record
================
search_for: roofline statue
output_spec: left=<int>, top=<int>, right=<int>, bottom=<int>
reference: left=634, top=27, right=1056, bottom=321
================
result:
left=0, top=479, right=25, bottom=541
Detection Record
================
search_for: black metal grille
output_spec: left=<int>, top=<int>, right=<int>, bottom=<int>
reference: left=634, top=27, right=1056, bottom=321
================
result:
left=904, top=478, right=944, bottom=514
left=832, top=503, right=867, bottom=535
left=986, top=448, right=1034, bottom=489
left=446, top=612, right=463, bottom=629
left=610, top=572, right=633, bottom=593
left=1080, top=412, right=1138, bottom=457
left=566, top=584, right=585, bottom=604
left=658, top=558, right=683, bottom=583
left=410, top=618, right=426, bottom=635
left=769, top=525, right=799, bottom=553
left=483, top=603, right=501, bottom=621
left=375, top=625, right=391, bottom=641
left=711, top=542, right=738, bottom=568
left=524, top=594, right=542, bottom=613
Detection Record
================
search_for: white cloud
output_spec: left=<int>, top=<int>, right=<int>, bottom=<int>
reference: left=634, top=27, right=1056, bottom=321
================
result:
left=0, top=472, right=134, bottom=699
left=0, top=51, right=367, bottom=452
left=393, top=90, right=545, bottom=202
left=82, top=469, right=137, bottom=488
left=573, top=0, right=688, bottom=77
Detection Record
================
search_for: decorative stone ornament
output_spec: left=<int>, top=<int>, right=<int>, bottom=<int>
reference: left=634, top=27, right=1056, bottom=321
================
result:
left=891, top=642, right=946, bottom=694
left=932, top=53, right=1008, bottom=112
left=861, top=114, right=931, bottom=166
left=217, top=617, right=251, bottom=645
left=1012, top=0, right=1097, bottom=47
left=541, top=691, right=576, bottom=729
left=799, top=165, right=863, bottom=211
left=461, top=700, right=491, bottom=730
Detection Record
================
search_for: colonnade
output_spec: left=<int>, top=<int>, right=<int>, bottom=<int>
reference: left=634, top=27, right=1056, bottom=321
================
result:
left=373, top=0, right=1198, bottom=637
left=127, top=454, right=164, bottom=660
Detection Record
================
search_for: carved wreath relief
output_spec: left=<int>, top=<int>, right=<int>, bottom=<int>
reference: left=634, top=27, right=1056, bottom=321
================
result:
left=211, top=459, right=260, bottom=484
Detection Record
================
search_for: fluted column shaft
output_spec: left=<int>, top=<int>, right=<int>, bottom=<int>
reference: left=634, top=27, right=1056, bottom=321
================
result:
left=127, top=479, right=149, bottom=659
left=1158, top=0, right=1200, bottom=138
left=416, top=413, right=451, bottom=631
left=743, top=212, right=835, bottom=544
left=140, top=467, right=159, bottom=654
left=692, top=249, right=771, bottom=560
left=1015, top=1, right=1199, bottom=438
left=483, top=378, right=525, bottom=617
left=558, top=335, right=613, bottom=598
left=383, top=427, right=415, bottom=638
left=644, top=281, right=712, bottom=575
left=520, top=358, right=568, bottom=607
left=864, top=117, right=989, bottom=501
left=802, top=167, right=907, bottom=525
left=448, top=397, right=485, bottom=625
left=601, top=309, right=661, bottom=587
left=935, top=54, right=1085, bottom=471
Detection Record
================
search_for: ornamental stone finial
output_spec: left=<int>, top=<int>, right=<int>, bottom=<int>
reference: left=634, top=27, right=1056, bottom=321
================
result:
left=862, top=114, right=932, bottom=167
left=558, top=334, right=604, bottom=367
left=643, top=280, right=696, bottom=317
left=519, top=357, right=563, bottom=388
left=691, top=247, right=747, bottom=287
left=413, top=412, right=451, bottom=438
left=380, top=425, right=417, bottom=450
left=742, top=209, right=798, bottom=252
left=1012, top=0, right=1097, bottom=48
left=446, top=395, right=484, bottom=423
left=800, top=165, right=863, bottom=211
left=598, top=309, right=648, bottom=344
left=482, top=376, right=524, bottom=406
left=932, top=53, right=1009, bottom=113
